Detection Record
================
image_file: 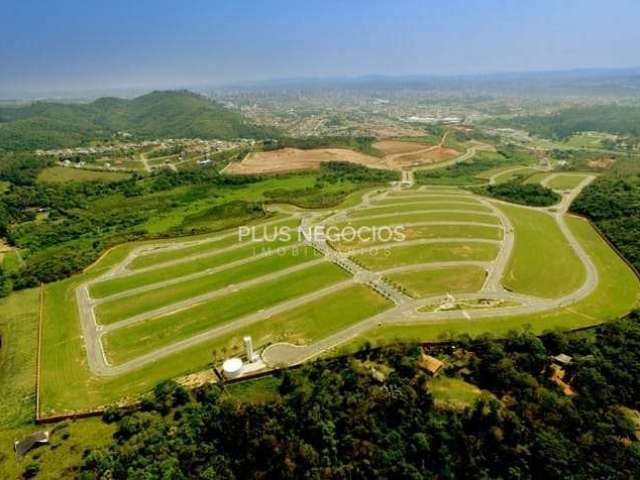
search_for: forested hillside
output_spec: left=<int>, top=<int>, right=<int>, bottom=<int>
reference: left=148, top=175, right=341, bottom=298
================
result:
left=0, top=90, right=277, bottom=151
left=79, top=315, right=640, bottom=479
left=506, top=105, right=640, bottom=139
left=572, top=165, right=640, bottom=271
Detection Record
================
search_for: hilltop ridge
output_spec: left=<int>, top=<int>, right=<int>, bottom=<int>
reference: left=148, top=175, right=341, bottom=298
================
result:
left=0, top=90, right=277, bottom=151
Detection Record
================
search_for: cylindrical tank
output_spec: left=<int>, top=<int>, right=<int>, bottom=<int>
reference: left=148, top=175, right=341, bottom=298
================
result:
left=243, top=336, right=254, bottom=362
left=222, top=358, right=243, bottom=379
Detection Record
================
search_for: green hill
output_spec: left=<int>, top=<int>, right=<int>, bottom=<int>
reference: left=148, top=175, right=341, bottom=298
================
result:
left=0, top=90, right=276, bottom=151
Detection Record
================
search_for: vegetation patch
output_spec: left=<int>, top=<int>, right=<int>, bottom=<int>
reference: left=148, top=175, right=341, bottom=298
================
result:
left=498, top=203, right=585, bottom=297
left=386, top=265, right=486, bottom=298
left=36, top=166, right=130, bottom=183
left=103, top=262, right=350, bottom=363
left=481, top=180, right=561, bottom=207
left=351, top=242, right=499, bottom=271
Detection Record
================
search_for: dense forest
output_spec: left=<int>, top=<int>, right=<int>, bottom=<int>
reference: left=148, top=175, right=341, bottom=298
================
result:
left=0, top=91, right=278, bottom=151
left=505, top=105, right=640, bottom=139
left=572, top=164, right=640, bottom=272
left=77, top=313, right=640, bottom=479
left=262, top=136, right=384, bottom=157
left=482, top=181, right=561, bottom=207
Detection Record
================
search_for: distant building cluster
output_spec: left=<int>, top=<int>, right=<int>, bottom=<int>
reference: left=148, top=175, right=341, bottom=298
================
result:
left=35, top=137, right=254, bottom=159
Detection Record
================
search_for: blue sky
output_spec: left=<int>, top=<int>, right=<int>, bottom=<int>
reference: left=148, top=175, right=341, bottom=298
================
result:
left=2, top=0, right=640, bottom=94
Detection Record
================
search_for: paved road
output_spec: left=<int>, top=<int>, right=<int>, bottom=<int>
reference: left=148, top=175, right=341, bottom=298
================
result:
left=263, top=177, right=600, bottom=366
left=75, top=169, right=600, bottom=375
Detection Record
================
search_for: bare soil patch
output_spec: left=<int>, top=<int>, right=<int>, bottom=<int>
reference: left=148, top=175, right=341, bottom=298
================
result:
left=390, top=146, right=460, bottom=168
left=588, top=157, right=615, bottom=169
left=223, top=148, right=390, bottom=174
left=373, top=140, right=431, bottom=155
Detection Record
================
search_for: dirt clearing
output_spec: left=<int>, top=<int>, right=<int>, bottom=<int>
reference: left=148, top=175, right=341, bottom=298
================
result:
left=223, top=148, right=390, bottom=174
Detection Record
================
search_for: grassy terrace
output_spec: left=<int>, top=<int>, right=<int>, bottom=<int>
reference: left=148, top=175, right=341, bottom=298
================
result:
left=348, top=215, right=639, bottom=346
left=331, top=224, right=503, bottom=252
left=372, top=196, right=480, bottom=207
left=493, top=167, right=539, bottom=183
left=95, top=246, right=321, bottom=324
left=335, top=211, right=501, bottom=229
left=351, top=242, right=499, bottom=271
left=524, top=172, right=553, bottom=185
left=383, top=193, right=475, bottom=202
left=217, top=284, right=393, bottom=349
left=497, top=203, right=585, bottom=298
left=127, top=217, right=300, bottom=270
left=90, top=236, right=300, bottom=298
left=386, top=265, right=487, bottom=298
left=546, top=173, right=590, bottom=190
left=348, top=202, right=492, bottom=218
left=103, top=262, right=350, bottom=364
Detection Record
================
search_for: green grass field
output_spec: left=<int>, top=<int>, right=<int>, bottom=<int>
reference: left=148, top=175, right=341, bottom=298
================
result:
left=332, top=224, right=503, bottom=251
left=491, top=167, right=539, bottom=184
left=386, top=266, right=486, bottom=298
left=103, top=262, right=350, bottom=363
left=346, top=215, right=639, bottom=347
left=127, top=217, right=299, bottom=270
left=428, top=376, right=487, bottom=410
left=372, top=196, right=480, bottom=207
left=561, top=132, right=609, bottom=149
left=90, top=237, right=301, bottom=298
left=497, top=203, right=585, bottom=298
left=95, top=246, right=321, bottom=324
left=0, top=288, right=39, bottom=428
left=217, top=284, right=392, bottom=348
left=37, top=166, right=130, bottom=183
left=351, top=242, right=499, bottom=271
left=1, top=249, right=23, bottom=274
left=546, top=173, right=590, bottom=190
left=336, top=211, right=501, bottom=229
left=10, top=170, right=634, bottom=423
left=348, top=202, right=492, bottom=218
left=524, top=172, right=553, bottom=185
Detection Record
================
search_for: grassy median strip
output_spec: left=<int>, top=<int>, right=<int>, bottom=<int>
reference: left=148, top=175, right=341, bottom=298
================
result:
left=348, top=202, right=491, bottom=218
left=95, top=246, right=321, bottom=325
left=351, top=242, right=499, bottom=271
left=102, top=262, right=351, bottom=364
left=335, top=211, right=501, bottom=229
left=332, top=224, right=503, bottom=251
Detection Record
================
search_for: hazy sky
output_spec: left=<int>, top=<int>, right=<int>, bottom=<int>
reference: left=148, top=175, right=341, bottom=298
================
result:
left=2, top=0, right=640, bottom=94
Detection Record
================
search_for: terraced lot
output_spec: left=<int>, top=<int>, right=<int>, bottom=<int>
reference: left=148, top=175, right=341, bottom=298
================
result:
left=36, top=172, right=639, bottom=414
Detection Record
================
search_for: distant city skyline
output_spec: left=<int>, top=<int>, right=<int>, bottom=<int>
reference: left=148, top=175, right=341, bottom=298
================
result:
left=2, top=0, right=640, bottom=96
